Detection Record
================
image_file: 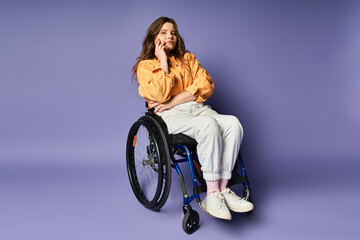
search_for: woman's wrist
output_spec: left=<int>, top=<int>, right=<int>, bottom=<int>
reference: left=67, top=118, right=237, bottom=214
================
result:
left=160, top=58, right=169, bottom=74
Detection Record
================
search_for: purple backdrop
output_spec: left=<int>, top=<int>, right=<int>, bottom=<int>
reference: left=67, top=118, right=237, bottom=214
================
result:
left=1, top=0, right=359, bottom=239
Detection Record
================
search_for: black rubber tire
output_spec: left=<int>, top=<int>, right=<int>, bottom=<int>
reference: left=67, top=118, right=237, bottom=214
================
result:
left=182, top=209, right=200, bottom=234
left=126, top=115, right=172, bottom=211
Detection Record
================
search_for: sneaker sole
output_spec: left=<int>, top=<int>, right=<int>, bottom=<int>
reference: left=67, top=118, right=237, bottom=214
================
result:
left=227, top=204, right=254, bottom=213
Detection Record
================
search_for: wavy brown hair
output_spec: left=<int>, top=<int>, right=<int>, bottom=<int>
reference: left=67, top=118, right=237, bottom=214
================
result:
left=131, top=17, right=188, bottom=83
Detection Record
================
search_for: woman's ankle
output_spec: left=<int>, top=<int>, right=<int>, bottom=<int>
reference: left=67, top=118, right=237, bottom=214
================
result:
left=219, top=178, right=229, bottom=191
left=206, top=180, right=220, bottom=195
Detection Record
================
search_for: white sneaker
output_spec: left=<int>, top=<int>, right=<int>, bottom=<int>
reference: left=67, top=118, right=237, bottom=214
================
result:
left=201, top=190, right=232, bottom=220
left=220, top=188, right=254, bottom=213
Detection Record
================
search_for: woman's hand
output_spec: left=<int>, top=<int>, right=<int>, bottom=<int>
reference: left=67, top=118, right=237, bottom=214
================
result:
left=154, top=39, right=168, bottom=62
left=154, top=39, right=169, bottom=74
left=148, top=100, right=174, bottom=113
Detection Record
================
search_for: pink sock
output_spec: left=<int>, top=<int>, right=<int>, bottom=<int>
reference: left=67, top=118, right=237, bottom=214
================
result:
left=219, top=178, right=229, bottom=191
left=206, top=180, right=219, bottom=195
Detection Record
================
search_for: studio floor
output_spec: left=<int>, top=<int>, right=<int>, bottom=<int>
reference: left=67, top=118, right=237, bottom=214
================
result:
left=1, top=158, right=359, bottom=240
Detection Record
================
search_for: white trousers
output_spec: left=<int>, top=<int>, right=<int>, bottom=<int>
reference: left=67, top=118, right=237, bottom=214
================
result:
left=157, top=101, right=243, bottom=181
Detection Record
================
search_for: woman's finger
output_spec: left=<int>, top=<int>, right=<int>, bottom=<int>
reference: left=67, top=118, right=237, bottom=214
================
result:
left=154, top=40, right=161, bottom=54
left=154, top=105, right=160, bottom=113
left=150, top=102, right=160, bottom=108
left=158, top=104, right=167, bottom=113
left=154, top=104, right=164, bottom=113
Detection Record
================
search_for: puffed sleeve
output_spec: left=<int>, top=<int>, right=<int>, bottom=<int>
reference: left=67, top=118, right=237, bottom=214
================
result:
left=184, top=53, right=214, bottom=102
left=137, top=60, right=176, bottom=103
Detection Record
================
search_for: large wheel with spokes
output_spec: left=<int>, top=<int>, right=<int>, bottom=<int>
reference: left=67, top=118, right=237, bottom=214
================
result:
left=126, top=114, right=172, bottom=211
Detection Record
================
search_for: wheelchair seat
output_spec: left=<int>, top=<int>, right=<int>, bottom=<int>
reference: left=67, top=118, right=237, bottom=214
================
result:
left=170, top=133, right=197, bottom=151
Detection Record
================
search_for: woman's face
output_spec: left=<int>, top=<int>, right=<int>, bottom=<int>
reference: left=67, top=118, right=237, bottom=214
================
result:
left=154, top=22, right=177, bottom=52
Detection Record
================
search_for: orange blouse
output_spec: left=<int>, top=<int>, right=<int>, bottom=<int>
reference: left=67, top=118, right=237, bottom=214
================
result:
left=137, top=52, right=214, bottom=103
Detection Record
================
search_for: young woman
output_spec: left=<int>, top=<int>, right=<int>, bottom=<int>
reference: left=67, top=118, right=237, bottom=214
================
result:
left=132, top=16, right=254, bottom=220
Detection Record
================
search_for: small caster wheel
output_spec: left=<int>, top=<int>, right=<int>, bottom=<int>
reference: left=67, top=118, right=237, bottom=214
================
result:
left=182, top=209, right=200, bottom=234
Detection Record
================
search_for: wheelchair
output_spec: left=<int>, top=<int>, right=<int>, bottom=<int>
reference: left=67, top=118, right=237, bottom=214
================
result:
left=126, top=104, right=253, bottom=234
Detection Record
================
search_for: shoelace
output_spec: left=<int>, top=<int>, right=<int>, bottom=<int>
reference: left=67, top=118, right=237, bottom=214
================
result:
left=223, top=189, right=244, bottom=201
left=213, top=192, right=227, bottom=209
